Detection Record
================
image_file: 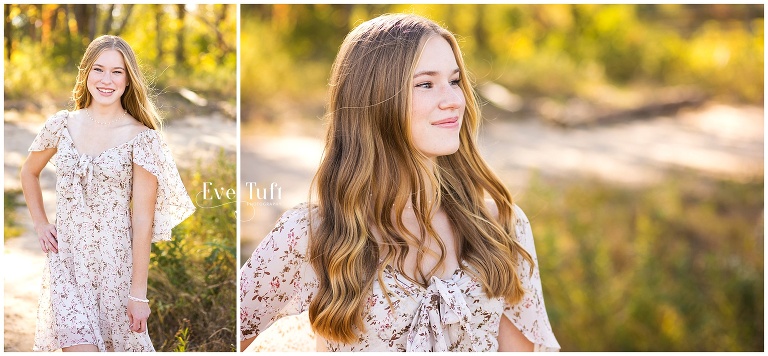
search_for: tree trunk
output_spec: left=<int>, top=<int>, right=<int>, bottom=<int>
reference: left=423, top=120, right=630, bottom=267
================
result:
left=87, top=4, right=96, bottom=40
left=101, top=4, right=115, bottom=34
left=113, top=4, right=134, bottom=36
left=61, top=5, right=75, bottom=66
left=154, top=4, right=163, bottom=65
left=474, top=5, right=489, bottom=56
left=41, top=4, right=57, bottom=47
left=72, top=4, right=87, bottom=37
left=72, top=4, right=97, bottom=42
left=4, top=4, right=11, bottom=61
left=175, top=4, right=185, bottom=67
left=215, top=4, right=229, bottom=54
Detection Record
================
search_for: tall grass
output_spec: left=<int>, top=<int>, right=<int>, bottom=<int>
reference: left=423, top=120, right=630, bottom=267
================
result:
left=520, top=172, right=763, bottom=351
left=4, top=189, right=25, bottom=240
left=147, top=150, right=237, bottom=352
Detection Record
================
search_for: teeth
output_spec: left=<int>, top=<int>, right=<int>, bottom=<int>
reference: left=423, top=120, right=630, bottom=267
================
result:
left=98, top=88, right=115, bottom=93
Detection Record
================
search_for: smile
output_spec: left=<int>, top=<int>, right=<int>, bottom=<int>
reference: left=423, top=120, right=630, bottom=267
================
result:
left=431, top=117, right=460, bottom=128
left=97, top=88, right=115, bottom=93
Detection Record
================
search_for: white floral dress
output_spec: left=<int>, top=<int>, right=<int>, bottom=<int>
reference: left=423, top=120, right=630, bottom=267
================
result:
left=29, top=110, right=196, bottom=352
left=240, top=203, right=560, bottom=351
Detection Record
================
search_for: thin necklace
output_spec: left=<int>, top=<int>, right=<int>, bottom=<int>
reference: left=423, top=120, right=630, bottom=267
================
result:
left=85, top=108, right=127, bottom=126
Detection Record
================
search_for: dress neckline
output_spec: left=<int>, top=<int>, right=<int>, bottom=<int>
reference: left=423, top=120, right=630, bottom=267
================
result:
left=62, top=111, right=152, bottom=158
left=383, top=261, right=469, bottom=292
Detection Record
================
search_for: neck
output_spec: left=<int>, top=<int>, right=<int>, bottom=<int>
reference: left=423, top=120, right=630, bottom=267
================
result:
left=87, top=103, right=124, bottom=118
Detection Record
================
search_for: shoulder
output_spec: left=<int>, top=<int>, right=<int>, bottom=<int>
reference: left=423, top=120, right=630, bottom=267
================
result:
left=38, top=109, right=71, bottom=136
left=124, top=115, right=155, bottom=137
left=53, top=109, right=71, bottom=119
left=484, top=198, right=500, bottom=220
left=131, top=127, right=162, bottom=147
left=485, top=198, right=533, bottom=244
left=46, top=109, right=72, bottom=127
left=483, top=198, right=528, bottom=224
left=272, top=203, right=318, bottom=233
left=251, top=203, right=318, bottom=262
left=511, top=204, right=530, bottom=226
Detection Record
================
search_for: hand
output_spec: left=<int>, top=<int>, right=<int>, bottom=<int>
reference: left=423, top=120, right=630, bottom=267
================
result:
left=35, top=223, right=58, bottom=253
left=127, top=299, right=151, bottom=333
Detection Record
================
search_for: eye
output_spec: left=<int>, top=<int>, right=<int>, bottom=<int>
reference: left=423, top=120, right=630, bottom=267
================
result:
left=415, top=82, right=433, bottom=89
left=113, top=70, right=123, bottom=75
left=93, top=67, right=103, bottom=72
left=450, top=78, right=461, bottom=86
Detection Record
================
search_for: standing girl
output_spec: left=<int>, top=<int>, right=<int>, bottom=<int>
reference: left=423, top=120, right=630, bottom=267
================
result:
left=20, top=35, right=195, bottom=352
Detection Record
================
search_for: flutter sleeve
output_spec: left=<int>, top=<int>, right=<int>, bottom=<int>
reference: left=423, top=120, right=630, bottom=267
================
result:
left=28, top=110, right=68, bottom=152
left=239, top=204, right=319, bottom=341
left=131, top=130, right=196, bottom=243
left=504, top=204, right=561, bottom=351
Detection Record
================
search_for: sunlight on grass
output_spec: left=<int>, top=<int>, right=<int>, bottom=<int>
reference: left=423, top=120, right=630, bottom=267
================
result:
left=4, top=189, right=25, bottom=241
left=147, top=150, right=236, bottom=352
left=521, top=172, right=763, bottom=351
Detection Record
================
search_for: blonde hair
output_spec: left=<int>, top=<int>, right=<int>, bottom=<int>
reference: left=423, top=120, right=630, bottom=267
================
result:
left=308, top=13, right=534, bottom=343
left=72, top=35, right=161, bottom=130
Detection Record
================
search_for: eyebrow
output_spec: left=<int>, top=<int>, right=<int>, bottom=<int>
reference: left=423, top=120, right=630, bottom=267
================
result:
left=93, top=64, right=126, bottom=71
left=413, top=68, right=460, bottom=78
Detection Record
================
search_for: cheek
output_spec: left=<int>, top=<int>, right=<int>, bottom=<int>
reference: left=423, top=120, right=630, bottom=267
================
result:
left=409, top=92, right=430, bottom=123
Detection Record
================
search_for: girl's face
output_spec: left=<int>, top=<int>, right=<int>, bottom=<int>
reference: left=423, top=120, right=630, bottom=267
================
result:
left=409, top=36, right=466, bottom=161
left=86, top=49, right=128, bottom=108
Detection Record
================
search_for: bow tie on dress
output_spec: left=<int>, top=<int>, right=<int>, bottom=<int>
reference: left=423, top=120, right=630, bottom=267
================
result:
left=406, top=275, right=480, bottom=352
left=60, top=154, right=96, bottom=207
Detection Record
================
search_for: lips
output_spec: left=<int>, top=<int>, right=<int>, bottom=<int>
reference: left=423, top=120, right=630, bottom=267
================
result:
left=97, top=88, right=116, bottom=94
left=431, top=117, right=460, bottom=128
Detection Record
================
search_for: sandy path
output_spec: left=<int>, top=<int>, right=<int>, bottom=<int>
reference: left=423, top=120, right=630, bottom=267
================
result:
left=3, top=110, right=236, bottom=351
left=240, top=103, right=763, bottom=257
left=239, top=103, right=762, bottom=351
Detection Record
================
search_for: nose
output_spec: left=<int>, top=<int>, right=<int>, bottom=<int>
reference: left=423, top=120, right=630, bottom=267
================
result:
left=439, top=84, right=463, bottom=110
left=100, top=71, right=112, bottom=84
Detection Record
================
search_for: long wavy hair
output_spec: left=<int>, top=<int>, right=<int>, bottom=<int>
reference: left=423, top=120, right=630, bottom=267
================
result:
left=308, top=13, right=534, bottom=343
left=72, top=35, right=161, bottom=130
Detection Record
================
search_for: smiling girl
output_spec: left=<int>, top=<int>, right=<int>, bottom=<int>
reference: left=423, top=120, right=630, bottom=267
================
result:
left=20, top=35, right=195, bottom=352
left=239, top=14, right=560, bottom=351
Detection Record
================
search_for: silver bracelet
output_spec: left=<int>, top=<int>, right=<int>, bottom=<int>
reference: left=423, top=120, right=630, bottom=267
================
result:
left=128, top=295, right=149, bottom=303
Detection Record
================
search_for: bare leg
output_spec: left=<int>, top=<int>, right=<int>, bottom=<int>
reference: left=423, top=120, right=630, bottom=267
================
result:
left=62, top=344, right=99, bottom=352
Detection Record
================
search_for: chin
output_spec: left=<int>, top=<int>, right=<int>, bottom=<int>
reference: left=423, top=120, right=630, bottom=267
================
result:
left=434, top=145, right=461, bottom=158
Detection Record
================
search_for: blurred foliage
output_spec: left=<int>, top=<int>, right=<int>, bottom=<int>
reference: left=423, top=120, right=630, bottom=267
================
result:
left=522, top=172, right=763, bottom=351
left=241, top=4, right=763, bottom=122
left=148, top=150, right=236, bottom=352
left=4, top=189, right=24, bottom=240
left=4, top=4, right=236, bottom=107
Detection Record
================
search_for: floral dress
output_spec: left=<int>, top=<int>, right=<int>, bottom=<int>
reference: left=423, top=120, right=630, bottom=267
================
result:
left=29, top=110, right=196, bottom=352
left=240, top=203, right=561, bottom=351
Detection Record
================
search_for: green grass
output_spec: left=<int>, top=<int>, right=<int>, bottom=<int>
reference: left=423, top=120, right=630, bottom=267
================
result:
left=519, top=172, right=763, bottom=351
left=147, top=150, right=237, bottom=352
left=4, top=189, right=25, bottom=240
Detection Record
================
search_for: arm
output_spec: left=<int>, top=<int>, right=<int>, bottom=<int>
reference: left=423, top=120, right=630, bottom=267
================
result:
left=498, top=313, right=534, bottom=351
left=128, top=162, right=158, bottom=333
left=20, top=149, right=58, bottom=253
left=240, top=336, right=256, bottom=352
left=239, top=205, right=318, bottom=351
left=485, top=199, right=535, bottom=351
left=502, top=205, right=561, bottom=351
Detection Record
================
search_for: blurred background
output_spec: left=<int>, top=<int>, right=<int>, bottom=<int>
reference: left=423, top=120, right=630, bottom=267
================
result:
left=240, top=4, right=763, bottom=352
left=4, top=4, right=237, bottom=351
